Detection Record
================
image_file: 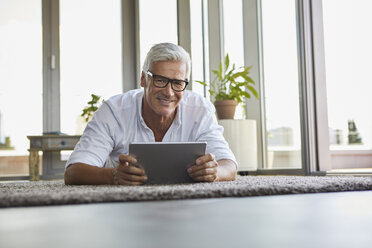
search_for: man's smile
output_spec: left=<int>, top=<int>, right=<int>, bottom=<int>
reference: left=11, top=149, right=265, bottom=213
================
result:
left=156, top=97, right=176, bottom=104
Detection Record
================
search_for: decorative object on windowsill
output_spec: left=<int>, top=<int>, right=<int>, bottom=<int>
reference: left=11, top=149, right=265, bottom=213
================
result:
left=0, top=136, right=14, bottom=150
left=347, top=119, right=363, bottom=144
left=81, top=94, right=104, bottom=123
left=196, top=53, right=258, bottom=119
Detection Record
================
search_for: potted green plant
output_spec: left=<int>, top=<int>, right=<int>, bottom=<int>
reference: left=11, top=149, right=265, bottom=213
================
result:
left=196, top=53, right=258, bottom=119
left=81, top=94, right=104, bottom=122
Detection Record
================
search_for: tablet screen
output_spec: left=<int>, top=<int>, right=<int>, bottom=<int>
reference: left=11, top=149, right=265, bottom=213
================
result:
left=129, top=142, right=206, bottom=184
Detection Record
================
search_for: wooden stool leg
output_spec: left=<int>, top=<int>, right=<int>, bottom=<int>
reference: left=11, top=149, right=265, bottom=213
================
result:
left=29, top=151, right=40, bottom=181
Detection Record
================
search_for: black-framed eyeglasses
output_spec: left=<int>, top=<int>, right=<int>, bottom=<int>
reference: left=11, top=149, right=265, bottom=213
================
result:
left=146, top=71, right=188, bottom=92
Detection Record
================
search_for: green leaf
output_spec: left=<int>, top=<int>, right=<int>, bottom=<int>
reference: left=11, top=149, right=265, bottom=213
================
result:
left=241, top=66, right=252, bottom=74
left=236, top=82, right=247, bottom=87
left=81, top=94, right=104, bottom=123
left=241, top=74, right=255, bottom=84
left=230, top=71, right=245, bottom=80
left=225, top=53, right=230, bottom=73
left=242, top=91, right=251, bottom=99
left=223, top=68, right=234, bottom=82
left=218, top=61, right=223, bottom=80
left=195, top=80, right=207, bottom=86
left=246, top=85, right=259, bottom=99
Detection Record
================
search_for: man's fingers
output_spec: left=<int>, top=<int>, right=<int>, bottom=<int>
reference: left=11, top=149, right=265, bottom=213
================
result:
left=115, top=154, right=148, bottom=185
left=119, top=172, right=148, bottom=182
left=119, top=154, right=137, bottom=165
left=188, top=160, right=217, bottom=174
left=118, top=162, right=146, bottom=176
left=195, top=153, right=215, bottom=166
left=188, top=154, right=218, bottom=182
left=117, top=178, right=146, bottom=186
left=188, top=167, right=217, bottom=177
left=193, top=174, right=217, bottom=182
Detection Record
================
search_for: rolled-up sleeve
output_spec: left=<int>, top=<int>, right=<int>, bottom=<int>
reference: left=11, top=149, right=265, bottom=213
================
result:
left=66, top=102, right=118, bottom=168
left=195, top=105, right=237, bottom=167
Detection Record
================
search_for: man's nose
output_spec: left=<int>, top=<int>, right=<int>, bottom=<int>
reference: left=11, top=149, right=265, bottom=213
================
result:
left=163, top=81, right=174, bottom=96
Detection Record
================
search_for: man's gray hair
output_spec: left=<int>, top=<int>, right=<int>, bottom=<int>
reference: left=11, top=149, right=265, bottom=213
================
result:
left=142, top=43, right=191, bottom=80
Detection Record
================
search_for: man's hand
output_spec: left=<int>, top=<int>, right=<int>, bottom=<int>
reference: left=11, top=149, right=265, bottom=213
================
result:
left=113, top=154, right=148, bottom=185
left=187, top=153, right=218, bottom=182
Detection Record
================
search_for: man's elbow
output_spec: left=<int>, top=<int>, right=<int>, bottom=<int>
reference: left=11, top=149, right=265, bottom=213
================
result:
left=226, top=159, right=237, bottom=181
left=217, top=159, right=237, bottom=181
left=231, top=164, right=237, bottom=181
left=64, top=165, right=74, bottom=185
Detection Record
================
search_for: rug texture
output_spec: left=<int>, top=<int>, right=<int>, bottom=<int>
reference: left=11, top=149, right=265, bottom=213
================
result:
left=1, top=176, right=372, bottom=208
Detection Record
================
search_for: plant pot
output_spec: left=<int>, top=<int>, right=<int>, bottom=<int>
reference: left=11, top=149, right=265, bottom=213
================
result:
left=214, top=100, right=238, bottom=119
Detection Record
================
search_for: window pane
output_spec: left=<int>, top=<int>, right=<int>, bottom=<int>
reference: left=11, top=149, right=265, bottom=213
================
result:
left=60, top=0, right=122, bottom=135
left=223, top=0, right=245, bottom=119
left=139, top=0, right=178, bottom=68
left=323, top=0, right=372, bottom=169
left=223, top=0, right=244, bottom=67
left=190, top=0, right=208, bottom=97
left=0, top=0, right=42, bottom=176
left=261, top=0, right=302, bottom=169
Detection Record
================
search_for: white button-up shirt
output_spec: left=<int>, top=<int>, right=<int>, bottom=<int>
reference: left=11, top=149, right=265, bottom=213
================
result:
left=66, top=89, right=237, bottom=168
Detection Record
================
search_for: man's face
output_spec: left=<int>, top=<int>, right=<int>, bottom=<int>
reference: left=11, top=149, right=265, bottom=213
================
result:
left=141, top=61, right=187, bottom=118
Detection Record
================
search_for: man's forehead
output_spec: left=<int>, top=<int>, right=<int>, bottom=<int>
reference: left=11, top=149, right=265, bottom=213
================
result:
left=150, top=61, right=187, bottom=76
left=150, top=60, right=186, bottom=68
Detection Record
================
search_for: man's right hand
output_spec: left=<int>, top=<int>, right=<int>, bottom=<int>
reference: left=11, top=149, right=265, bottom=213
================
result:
left=113, top=154, right=148, bottom=185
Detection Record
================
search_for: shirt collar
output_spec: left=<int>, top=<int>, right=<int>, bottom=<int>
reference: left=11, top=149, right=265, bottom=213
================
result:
left=137, top=90, right=147, bottom=127
left=173, top=101, right=181, bottom=128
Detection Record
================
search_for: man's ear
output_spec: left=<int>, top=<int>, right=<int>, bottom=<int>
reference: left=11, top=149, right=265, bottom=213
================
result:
left=140, top=71, right=146, bottom=88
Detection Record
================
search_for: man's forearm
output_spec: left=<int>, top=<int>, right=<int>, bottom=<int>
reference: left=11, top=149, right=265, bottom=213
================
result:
left=64, top=163, right=114, bottom=185
left=216, top=159, right=237, bottom=181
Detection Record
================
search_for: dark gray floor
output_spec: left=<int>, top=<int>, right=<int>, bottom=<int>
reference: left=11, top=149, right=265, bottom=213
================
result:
left=1, top=191, right=372, bottom=248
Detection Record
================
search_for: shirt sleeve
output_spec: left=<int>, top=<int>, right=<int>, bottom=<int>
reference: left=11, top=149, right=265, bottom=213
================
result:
left=65, top=102, right=118, bottom=168
left=195, top=104, right=238, bottom=167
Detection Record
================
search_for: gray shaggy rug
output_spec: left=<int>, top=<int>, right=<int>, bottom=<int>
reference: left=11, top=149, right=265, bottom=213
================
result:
left=1, top=175, right=372, bottom=208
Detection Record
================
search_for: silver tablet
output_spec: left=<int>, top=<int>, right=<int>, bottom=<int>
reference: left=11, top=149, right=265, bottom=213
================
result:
left=129, top=142, right=207, bottom=185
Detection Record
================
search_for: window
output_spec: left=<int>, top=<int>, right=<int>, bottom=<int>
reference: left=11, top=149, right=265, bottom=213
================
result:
left=223, top=0, right=244, bottom=68
left=60, top=0, right=122, bottom=135
left=139, top=0, right=178, bottom=69
left=0, top=0, right=42, bottom=176
left=323, top=0, right=372, bottom=170
left=223, top=0, right=245, bottom=119
left=261, top=0, right=302, bottom=169
left=190, top=0, right=209, bottom=97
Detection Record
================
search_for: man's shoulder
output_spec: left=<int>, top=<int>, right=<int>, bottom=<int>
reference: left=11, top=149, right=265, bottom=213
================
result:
left=180, top=91, right=215, bottom=118
left=182, top=90, right=212, bottom=108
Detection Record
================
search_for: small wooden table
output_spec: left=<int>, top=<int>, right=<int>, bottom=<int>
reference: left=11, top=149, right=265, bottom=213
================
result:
left=27, top=135, right=81, bottom=181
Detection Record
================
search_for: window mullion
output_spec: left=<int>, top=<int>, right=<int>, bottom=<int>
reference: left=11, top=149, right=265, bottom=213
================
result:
left=207, top=0, right=224, bottom=91
left=177, top=0, right=192, bottom=87
left=297, top=0, right=331, bottom=174
left=42, top=0, right=63, bottom=179
left=42, top=0, right=60, bottom=133
left=309, top=0, right=332, bottom=172
left=122, top=0, right=140, bottom=92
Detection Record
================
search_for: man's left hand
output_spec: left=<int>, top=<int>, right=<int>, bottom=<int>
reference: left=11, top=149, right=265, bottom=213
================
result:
left=187, top=153, right=218, bottom=182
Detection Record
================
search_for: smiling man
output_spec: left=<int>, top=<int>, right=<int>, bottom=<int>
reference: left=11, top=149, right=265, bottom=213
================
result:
left=64, top=43, right=237, bottom=185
